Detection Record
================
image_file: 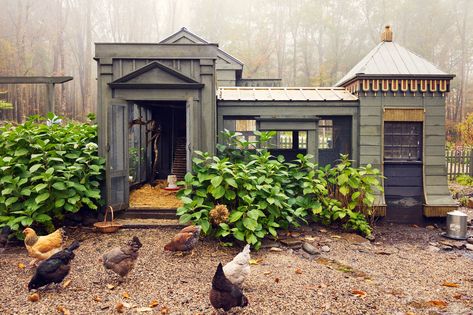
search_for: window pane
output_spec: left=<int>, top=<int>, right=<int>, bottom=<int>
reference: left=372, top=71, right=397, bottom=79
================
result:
left=319, top=122, right=333, bottom=149
left=299, top=131, right=307, bottom=149
left=264, top=131, right=293, bottom=149
left=384, top=122, right=422, bottom=161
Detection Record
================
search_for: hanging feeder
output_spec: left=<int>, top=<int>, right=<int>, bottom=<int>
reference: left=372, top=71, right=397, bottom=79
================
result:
left=94, top=206, right=122, bottom=233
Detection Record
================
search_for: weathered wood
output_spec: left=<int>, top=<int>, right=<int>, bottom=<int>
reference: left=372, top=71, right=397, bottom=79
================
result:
left=0, top=76, right=72, bottom=84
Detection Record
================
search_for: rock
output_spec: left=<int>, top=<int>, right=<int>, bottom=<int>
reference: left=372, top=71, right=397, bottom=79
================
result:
left=319, top=228, right=328, bottom=233
left=467, top=237, right=473, bottom=245
left=321, top=245, right=330, bottom=252
left=439, top=240, right=465, bottom=250
left=440, top=245, right=454, bottom=251
left=280, top=238, right=302, bottom=249
left=426, top=245, right=440, bottom=253
left=302, top=242, right=320, bottom=255
left=342, top=233, right=370, bottom=244
left=466, top=244, right=473, bottom=251
left=261, top=240, right=280, bottom=249
left=468, top=197, right=473, bottom=208
left=425, top=225, right=435, bottom=230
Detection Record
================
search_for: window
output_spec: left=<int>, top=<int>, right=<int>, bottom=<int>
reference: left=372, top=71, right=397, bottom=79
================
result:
left=319, top=120, right=333, bottom=149
left=298, top=131, right=307, bottom=149
left=234, top=119, right=257, bottom=144
left=384, top=122, right=422, bottom=161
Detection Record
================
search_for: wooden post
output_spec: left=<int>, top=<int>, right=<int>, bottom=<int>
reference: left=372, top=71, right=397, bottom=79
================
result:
left=468, top=149, right=473, bottom=176
left=46, top=83, right=55, bottom=113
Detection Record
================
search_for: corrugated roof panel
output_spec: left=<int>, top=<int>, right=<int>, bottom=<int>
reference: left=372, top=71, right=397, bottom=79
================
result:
left=217, top=87, right=358, bottom=102
left=336, top=41, right=450, bottom=86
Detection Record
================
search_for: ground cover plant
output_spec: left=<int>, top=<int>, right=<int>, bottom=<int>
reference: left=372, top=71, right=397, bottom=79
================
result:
left=0, top=113, right=104, bottom=237
left=177, top=130, right=383, bottom=249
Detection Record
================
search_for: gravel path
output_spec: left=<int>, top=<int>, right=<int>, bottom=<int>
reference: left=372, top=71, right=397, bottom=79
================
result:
left=0, top=223, right=472, bottom=315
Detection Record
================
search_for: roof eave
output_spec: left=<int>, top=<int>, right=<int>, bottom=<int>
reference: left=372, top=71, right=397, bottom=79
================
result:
left=337, top=73, right=456, bottom=87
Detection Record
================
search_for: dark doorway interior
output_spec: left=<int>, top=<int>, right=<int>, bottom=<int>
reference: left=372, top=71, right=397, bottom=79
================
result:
left=383, top=122, right=423, bottom=223
left=128, top=101, right=186, bottom=187
left=151, top=103, right=186, bottom=180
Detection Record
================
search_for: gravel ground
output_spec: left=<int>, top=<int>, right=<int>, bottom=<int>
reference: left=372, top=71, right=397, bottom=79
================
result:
left=0, top=223, right=472, bottom=315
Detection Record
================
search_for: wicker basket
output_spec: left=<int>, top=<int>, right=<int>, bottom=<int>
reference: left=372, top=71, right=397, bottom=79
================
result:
left=94, top=206, right=122, bottom=233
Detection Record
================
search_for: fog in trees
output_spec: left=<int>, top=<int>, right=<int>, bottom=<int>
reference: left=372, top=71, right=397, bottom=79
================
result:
left=0, top=0, right=471, bottom=128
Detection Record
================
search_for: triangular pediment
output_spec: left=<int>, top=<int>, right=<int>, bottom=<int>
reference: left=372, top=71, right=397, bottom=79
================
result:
left=160, top=27, right=244, bottom=68
left=109, top=61, right=204, bottom=89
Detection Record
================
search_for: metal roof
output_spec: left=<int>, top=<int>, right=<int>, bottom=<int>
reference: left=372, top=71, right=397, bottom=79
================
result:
left=217, top=87, right=358, bottom=102
left=336, top=41, right=451, bottom=86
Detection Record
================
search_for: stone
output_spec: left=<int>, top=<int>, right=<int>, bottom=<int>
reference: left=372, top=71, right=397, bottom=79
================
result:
left=466, top=244, right=473, bottom=251
left=439, top=240, right=465, bottom=250
left=342, top=233, right=370, bottom=244
left=426, top=245, right=440, bottom=253
left=302, top=242, right=320, bottom=255
left=440, top=245, right=454, bottom=251
left=426, top=225, right=435, bottom=230
left=467, top=237, right=473, bottom=245
left=321, top=245, right=331, bottom=252
left=319, top=228, right=328, bottom=233
left=280, top=238, right=303, bottom=249
left=261, top=239, right=280, bottom=249
left=468, top=197, right=473, bottom=209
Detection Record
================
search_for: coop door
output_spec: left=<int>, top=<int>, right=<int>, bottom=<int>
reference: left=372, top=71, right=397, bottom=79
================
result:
left=186, top=98, right=193, bottom=172
left=107, top=102, right=129, bottom=211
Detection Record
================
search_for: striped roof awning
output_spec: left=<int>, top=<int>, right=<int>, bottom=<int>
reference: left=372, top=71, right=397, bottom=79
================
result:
left=217, top=87, right=358, bottom=102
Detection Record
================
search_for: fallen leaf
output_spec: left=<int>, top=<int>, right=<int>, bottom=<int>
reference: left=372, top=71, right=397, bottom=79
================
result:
left=269, top=247, right=282, bottom=252
left=149, top=300, right=159, bottom=308
left=136, top=307, right=153, bottom=312
left=123, top=291, right=130, bottom=299
left=122, top=302, right=132, bottom=308
left=93, top=296, right=102, bottom=302
left=295, top=268, right=303, bottom=274
left=116, top=302, right=124, bottom=313
left=62, top=279, right=72, bottom=288
left=411, top=224, right=419, bottom=228
left=57, top=306, right=70, bottom=315
left=160, top=306, right=169, bottom=314
left=274, top=277, right=280, bottom=283
left=249, top=258, right=263, bottom=265
left=18, top=262, right=26, bottom=269
left=305, top=236, right=316, bottom=242
left=304, top=285, right=318, bottom=290
left=331, top=235, right=342, bottom=239
left=442, top=282, right=460, bottom=288
left=28, top=293, right=40, bottom=302
left=263, top=271, right=271, bottom=275
left=405, top=312, right=415, bottom=315
left=106, top=284, right=115, bottom=290
left=319, top=229, right=327, bottom=233
left=351, top=290, right=367, bottom=298
left=453, top=294, right=463, bottom=299
left=427, top=300, right=448, bottom=308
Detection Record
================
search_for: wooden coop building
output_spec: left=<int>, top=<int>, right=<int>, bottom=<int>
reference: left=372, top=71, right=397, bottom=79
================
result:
left=95, top=26, right=456, bottom=223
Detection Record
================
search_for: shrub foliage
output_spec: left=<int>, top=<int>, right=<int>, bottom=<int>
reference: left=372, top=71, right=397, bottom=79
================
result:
left=0, top=113, right=104, bottom=235
left=177, top=130, right=383, bottom=249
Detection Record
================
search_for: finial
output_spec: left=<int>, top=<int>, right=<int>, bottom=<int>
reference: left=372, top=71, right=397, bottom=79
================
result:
left=381, top=25, right=393, bottom=42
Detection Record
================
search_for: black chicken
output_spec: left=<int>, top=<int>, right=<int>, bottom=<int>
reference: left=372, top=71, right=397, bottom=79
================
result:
left=28, top=241, right=80, bottom=290
left=209, top=262, right=248, bottom=312
left=0, top=226, right=11, bottom=252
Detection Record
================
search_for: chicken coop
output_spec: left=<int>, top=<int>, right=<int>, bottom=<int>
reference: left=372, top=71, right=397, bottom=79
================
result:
left=95, top=26, right=456, bottom=223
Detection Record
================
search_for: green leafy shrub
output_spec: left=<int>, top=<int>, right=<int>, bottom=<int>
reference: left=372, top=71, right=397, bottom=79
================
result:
left=177, top=130, right=383, bottom=249
left=0, top=113, right=105, bottom=236
left=456, top=174, right=473, bottom=186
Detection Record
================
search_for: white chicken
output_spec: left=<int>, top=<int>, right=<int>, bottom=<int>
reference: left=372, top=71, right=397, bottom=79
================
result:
left=223, top=244, right=251, bottom=287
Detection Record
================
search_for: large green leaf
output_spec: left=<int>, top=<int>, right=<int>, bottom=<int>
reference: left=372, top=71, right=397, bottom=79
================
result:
left=35, top=192, right=50, bottom=204
left=242, top=217, right=258, bottom=231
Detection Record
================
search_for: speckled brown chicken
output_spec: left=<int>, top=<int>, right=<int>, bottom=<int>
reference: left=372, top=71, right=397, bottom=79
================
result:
left=164, top=225, right=201, bottom=253
left=102, top=236, right=142, bottom=282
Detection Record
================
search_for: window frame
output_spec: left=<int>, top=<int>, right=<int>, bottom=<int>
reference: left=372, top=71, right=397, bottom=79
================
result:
left=383, top=122, right=423, bottom=162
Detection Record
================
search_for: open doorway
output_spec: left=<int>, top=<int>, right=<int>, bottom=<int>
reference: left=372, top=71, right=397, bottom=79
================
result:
left=128, top=101, right=186, bottom=209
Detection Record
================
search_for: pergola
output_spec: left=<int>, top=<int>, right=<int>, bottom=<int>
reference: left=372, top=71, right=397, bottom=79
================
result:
left=0, top=76, right=73, bottom=113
